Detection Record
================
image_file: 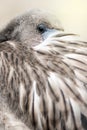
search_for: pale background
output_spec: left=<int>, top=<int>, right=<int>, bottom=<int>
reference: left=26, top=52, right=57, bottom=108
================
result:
left=0, top=0, right=87, bottom=40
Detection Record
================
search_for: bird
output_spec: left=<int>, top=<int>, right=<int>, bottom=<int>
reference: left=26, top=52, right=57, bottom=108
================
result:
left=0, top=9, right=87, bottom=130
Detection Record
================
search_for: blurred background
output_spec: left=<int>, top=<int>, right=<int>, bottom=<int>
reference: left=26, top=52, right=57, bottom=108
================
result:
left=0, top=0, right=87, bottom=40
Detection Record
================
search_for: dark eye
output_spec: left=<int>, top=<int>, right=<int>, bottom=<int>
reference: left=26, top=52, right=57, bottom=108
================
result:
left=37, top=24, right=47, bottom=34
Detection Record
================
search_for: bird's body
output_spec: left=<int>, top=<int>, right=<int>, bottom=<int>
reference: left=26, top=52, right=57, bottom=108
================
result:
left=0, top=9, right=87, bottom=130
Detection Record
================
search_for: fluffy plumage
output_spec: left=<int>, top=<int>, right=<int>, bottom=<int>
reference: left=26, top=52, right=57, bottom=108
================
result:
left=0, top=9, right=87, bottom=130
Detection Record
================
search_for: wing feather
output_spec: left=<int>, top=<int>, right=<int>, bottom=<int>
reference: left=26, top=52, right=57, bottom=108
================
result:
left=0, top=32, right=87, bottom=130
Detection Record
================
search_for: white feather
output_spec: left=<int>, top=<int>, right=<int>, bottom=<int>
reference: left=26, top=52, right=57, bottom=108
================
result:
left=8, top=66, right=14, bottom=83
left=65, top=53, right=87, bottom=63
left=8, top=41, right=16, bottom=49
left=19, top=83, right=26, bottom=111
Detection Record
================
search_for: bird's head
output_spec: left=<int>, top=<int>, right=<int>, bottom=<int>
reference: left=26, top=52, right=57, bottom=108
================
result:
left=0, top=9, right=64, bottom=47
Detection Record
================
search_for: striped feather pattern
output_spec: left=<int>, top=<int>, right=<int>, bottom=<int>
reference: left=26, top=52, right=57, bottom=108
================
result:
left=0, top=32, right=87, bottom=130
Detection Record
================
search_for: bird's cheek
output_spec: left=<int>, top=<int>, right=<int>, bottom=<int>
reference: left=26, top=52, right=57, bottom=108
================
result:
left=30, top=36, right=43, bottom=47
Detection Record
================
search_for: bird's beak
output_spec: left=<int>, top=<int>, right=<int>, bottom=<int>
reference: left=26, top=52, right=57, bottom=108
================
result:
left=42, top=28, right=63, bottom=40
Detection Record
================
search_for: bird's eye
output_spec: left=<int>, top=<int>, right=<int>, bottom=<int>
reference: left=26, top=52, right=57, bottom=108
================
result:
left=37, top=24, right=47, bottom=34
